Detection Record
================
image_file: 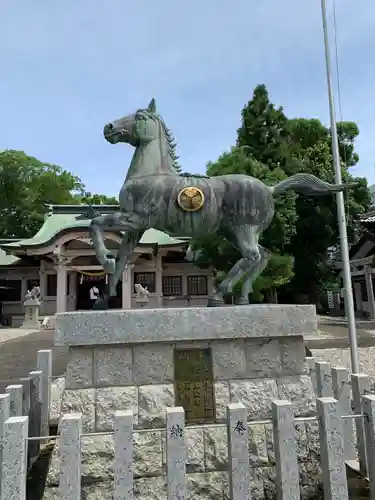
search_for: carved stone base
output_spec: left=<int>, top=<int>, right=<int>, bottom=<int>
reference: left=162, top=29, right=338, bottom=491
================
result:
left=21, top=303, right=40, bottom=329
left=45, top=305, right=321, bottom=499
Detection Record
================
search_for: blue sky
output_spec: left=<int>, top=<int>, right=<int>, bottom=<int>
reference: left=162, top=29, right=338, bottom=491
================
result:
left=1, top=1, right=374, bottom=196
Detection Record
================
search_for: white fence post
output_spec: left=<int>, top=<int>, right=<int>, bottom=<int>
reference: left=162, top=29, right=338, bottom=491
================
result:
left=352, top=373, right=370, bottom=476
left=19, top=377, right=31, bottom=417
left=114, top=410, right=133, bottom=500
left=227, top=402, right=251, bottom=500
left=0, top=394, right=10, bottom=500
left=331, top=366, right=356, bottom=461
left=59, top=413, right=82, bottom=500
left=317, top=397, right=348, bottom=500
left=166, top=406, right=186, bottom=500
left=315, top=361, right=332, bottom=397
left=37, top=349, right=52, bottom=437
left=272, top=400, right=300, bottom=500
left=5, top=384, right=23, bottom=417
left=29, top=370, right=43, bottom=461
left=1, top=416, right=29, bottom=500
left=362, top=395, right=375, bottom=499
left=307, top=357, right=317, bottom=394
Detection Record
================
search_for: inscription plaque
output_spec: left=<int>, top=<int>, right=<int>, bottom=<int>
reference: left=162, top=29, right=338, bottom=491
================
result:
left=174, top=348, right=215, bottom=423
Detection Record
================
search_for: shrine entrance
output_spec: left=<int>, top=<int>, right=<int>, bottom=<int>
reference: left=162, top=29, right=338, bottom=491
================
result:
left=75, top=273, right=122, bottom=310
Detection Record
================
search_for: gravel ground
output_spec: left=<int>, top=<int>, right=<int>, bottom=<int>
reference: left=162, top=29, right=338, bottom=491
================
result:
left=311, top=347, right=375, bottom=382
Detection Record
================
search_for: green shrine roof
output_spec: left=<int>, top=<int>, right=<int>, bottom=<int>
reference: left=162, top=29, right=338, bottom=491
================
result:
left=0, top=248, right=21, bottom=266
left=0, top=205, right=189, bottom=266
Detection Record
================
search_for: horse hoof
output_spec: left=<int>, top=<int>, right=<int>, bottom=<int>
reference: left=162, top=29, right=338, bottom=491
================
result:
left=207, top=298, right=224, bottom=307
left=93, top=297, right=109, bottom=310
left=236, top=298, right=250, bottom=306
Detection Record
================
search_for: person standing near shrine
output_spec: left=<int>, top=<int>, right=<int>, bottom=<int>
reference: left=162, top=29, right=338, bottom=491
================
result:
left=89, top=284, right=99, bottom=309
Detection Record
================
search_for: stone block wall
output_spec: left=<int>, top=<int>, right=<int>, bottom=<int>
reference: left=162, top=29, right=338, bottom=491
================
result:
left=45, top=415, right=321, bottom=499
left=44, top=306, right=321, bottom=499
left=62, top=336, right=315, bottom=432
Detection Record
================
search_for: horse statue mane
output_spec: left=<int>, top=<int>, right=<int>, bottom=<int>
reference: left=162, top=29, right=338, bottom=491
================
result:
left=140, top=101, right=209, bottom=179
left=179, top=172, right=209, bottom=178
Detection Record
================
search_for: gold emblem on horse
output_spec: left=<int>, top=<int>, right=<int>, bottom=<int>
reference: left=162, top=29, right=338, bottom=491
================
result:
left=177, top=187, right=205, bottom=212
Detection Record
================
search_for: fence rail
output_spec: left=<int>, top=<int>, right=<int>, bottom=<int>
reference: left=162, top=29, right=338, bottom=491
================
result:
left=1, top=352, right=375, bottom=499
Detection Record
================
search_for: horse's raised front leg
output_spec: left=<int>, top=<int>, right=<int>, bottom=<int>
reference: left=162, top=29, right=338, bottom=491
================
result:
left=108, top=230, right=144, bottom=297
left=95, top=230, right=143, bottom=310
left=90, top=212, right=143, bottom=273
left=90, top=213, right=124, bottom=274
left=90, top=212, right=144, bottom=310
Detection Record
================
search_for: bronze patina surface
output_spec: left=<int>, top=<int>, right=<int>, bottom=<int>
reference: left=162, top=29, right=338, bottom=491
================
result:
left=174, top=348, right=215, bottom=423
left=89, top=98, right=356, bottom=309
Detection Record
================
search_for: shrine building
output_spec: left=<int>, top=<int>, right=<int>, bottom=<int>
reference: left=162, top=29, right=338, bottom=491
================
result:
left=335, top=207, right=375, bottom=318
left=0, top=205, right=213, bottom=327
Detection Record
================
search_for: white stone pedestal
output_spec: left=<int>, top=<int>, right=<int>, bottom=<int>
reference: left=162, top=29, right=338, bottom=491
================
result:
left=45, top=305, right=320, bottom=499
left=21, top=299, right=40, bottom=329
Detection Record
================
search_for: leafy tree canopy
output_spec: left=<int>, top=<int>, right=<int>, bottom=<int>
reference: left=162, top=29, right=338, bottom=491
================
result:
left=193, top=84, right=372, bottom=302
left=283, top=119, right=371, bottom=299
left=77, top=192, right=118, bottom=206
left=0, top=150, right=118, bottom=239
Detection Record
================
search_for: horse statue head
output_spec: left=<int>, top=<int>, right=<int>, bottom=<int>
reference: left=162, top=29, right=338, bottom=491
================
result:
left=103, top=98, right=180, bottom=177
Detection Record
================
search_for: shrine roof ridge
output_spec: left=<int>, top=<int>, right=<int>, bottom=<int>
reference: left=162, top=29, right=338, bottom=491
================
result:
left=0, top=204, right=190, bottom=262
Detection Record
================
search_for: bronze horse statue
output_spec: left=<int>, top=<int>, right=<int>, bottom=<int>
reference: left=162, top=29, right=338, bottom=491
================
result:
left=90, top=98, right=354, bottom=308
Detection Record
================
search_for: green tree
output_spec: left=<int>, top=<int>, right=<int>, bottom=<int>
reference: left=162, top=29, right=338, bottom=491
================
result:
left=237, top=84, right=295, bottom=171
left=283, top=119, right=372, bottom=301
left=235, top=86, right=371, bottom=302
left=0, top=150, right=117, bottom=238
left=76, top=192, right=118, bottom=205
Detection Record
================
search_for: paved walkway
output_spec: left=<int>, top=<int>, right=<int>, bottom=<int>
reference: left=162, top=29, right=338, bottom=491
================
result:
left=306, top=323, right=375, bottom=349
left=0, top=329, right=68, bottom=393
left=0, top=326, right=40, bottom=344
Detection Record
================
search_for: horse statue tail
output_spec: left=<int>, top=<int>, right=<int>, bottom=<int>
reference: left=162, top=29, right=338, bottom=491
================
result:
left=269, top=173, right=357, bottom=197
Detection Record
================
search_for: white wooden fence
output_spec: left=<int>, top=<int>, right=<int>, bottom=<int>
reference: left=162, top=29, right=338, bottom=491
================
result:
left=1, top=352, right=375, bottom=500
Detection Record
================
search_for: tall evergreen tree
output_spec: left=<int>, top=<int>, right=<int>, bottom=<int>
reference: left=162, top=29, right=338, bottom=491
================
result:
left=236, top=84, right=292, bottom=170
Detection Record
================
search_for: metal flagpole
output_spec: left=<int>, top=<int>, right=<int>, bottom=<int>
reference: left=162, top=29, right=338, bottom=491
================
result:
left=320, top=0, right=360, bottom=373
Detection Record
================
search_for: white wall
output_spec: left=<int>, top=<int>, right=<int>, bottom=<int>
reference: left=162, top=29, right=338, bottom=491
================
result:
left=132, top=261, right=213, bottom=308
